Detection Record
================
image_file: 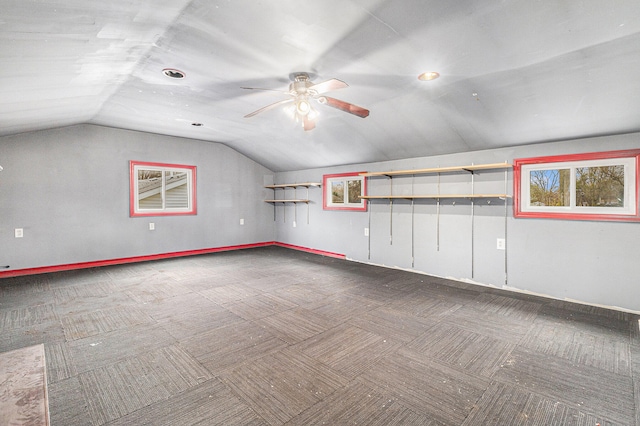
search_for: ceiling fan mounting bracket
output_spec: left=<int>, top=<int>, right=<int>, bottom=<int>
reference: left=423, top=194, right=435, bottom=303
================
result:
left=289, top=71, right=316, bottom=82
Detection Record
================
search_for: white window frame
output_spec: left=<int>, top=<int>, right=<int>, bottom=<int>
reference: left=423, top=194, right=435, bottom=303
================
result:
left=322, top=172, right=367, bottom=211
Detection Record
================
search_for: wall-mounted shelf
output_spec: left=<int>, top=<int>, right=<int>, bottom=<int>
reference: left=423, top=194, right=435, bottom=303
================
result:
left=264, top=199, right=311, bottom=203
left=362, top=194, right=511, bottom=200
left=264, top=182, right=321, bottom=223
left=361, top=162, right=512, bottom=284
left=265, top=182, right=321, bottom=189
left=360, top=162, right=511, bottom=177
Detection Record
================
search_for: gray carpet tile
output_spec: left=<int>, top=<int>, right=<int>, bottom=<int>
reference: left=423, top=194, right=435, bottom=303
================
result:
left=198, top=282, right=264, bottom=304
left=47, top=268, right=116, bottom=288
left=220, top=348, right=348, bottom=425
left=139, top=291, right=222, bottom=322
left=0, top=302, right=58, bottom=329
left=48, top=376, right=92, bottom=426
left=462, top=381, right=620, bottom=426
left=69, top=324, right=177, bottom=374
left=45, top=341, right=78, bottom=383
left=157, top=307, right=245, bottom=340
left=54, top=289, right=136, bottom=317
left=161, top=264, right=224, bottom=282
left=0, top=279, right=53, bottom=309
left=53, top=281, right=114, bottom=302
left=61, top=306, right=155, bottom=341
left=548, top=299, right=635, bottom=322
left=270, top=283, right=335, bottom=306
left=286, top=380, right=443, bottom=426
left=405, top=322, right=516, bottom=378
left=520, top=319, right=631, bottom=375
left=180, top=320, right=288, bottom=375
left=343, top=281, right=409, bottom=303
left=441, top=303, right=536, bottom=344
left=222, top=293, right=299, bottom=321
left=293, top=324, right=401, bottom=380
left=386, top=294, right=464, bottom=320
left=123, top=279, right=192, bottom=304
left=357, top=349, right=490, bottom=424
left=0, top=320, right=65, bottom=353
left=176, top=273, right=242, bottom=292
left=256, top=308, right=339, bottom=345
left=493, top=347, right=635, bottom=424
left=104, top=263, right=159, bottom=281
left=106, top=378, right=267, bottom=426
left=79, top=345, right=212, bottom=425
left=306, top=292, right=383, bottom=323
left=466, top=293, right=543, bottom=321
left=538, top=304, right=633, bottom=337
left=349, top=306, right=438, bottom=343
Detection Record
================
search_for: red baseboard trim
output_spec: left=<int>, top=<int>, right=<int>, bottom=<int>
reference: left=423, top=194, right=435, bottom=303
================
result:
left=273, top=242, right=346, bottom=260
left=0, top=242, right=345, bottom=278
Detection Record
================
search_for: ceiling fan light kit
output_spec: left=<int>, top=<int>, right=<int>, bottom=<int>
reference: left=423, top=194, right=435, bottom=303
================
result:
left=243, top=72, right=369, bottom=131
left=418, top=71, right=440, bottom=81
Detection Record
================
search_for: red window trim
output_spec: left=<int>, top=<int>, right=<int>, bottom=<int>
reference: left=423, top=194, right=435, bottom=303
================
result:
left=322, top=172, right=368, bottom=211
left=513, top=149, right=640, bottom=222
left=130, top=160, right=197, bottom=217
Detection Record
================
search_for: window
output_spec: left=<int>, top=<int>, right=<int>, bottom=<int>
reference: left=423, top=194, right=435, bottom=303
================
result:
left=514, top=149, right=640, bottom=221
left=323, top=172, right=367, bottom=211
left=130, top=161, right=197, bottom=217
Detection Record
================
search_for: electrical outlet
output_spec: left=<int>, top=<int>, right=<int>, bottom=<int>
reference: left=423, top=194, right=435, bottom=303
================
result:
left=292, top=221, right=297, bottom=228
left=364, top=227, right=369, bottom=237
left=496, top=238, right=506, bottom=250
left=14, top=228, right=23, bottom=238
left=149, top=223, right=155, bottom=231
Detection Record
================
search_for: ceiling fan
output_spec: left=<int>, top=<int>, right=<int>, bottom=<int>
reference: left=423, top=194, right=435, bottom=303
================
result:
left=242, top=73, right=369, bottom=131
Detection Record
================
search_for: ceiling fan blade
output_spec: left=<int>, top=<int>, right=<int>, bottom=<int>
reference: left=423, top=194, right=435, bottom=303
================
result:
left=309, top=78, right=348, bottom=94
left=303, top=115, right=316, bottom=131
left=244, top=99, right=293, bottom=118
left=320, top=96, right=370, bottom=118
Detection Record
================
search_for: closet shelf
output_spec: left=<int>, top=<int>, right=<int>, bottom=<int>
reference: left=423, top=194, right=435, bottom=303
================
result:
left=360, top=162, right=511, bottom=177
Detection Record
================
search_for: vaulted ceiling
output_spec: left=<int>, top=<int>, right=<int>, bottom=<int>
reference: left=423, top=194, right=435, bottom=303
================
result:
left=2, top=0, right=640, bottom=171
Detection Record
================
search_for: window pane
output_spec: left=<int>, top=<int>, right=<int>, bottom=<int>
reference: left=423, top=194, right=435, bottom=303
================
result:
left=529, top=169, right=570, bottom=206
left=331, top=181, right=344, bottom=203
left=165, top=171, right=189, bottom=209
left=347, top=179, right=362, bottom=203
left=138, top=169, right=163, bottom=210
left=576, top=165, right=625, bottom=208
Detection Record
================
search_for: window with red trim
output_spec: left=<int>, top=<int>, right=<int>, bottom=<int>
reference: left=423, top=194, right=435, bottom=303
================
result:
left=514, top=149, right=640, bottom=221
left=323, top=172, right=367, bottom=211
left=130, top=161, right=197, bottom=217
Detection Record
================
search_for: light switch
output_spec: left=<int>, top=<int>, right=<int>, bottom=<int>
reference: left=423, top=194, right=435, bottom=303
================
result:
left=240, top=218, right=244, bottom=225
left=149, top=223, right=155, bottom=231
left=364, top=227, right=369, bottom=236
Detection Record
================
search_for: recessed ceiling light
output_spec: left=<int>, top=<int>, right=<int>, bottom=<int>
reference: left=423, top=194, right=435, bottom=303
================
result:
left=418, top=72, right=440, bottom=81
left=163, top=68, right=186, bottom=79
left=191, top=122, right=203, bottom=127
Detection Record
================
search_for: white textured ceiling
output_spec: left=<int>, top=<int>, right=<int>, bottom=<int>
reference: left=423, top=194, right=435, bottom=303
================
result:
left=2, top=0, right=640, bottom=171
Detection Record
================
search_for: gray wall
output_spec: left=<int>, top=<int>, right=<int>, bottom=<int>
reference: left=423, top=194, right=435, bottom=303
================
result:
left=273, top=132, right=640, bottom=312
left=0, top=125, right=275, bottom=270
left=2, top=124, right=638, bottom=312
